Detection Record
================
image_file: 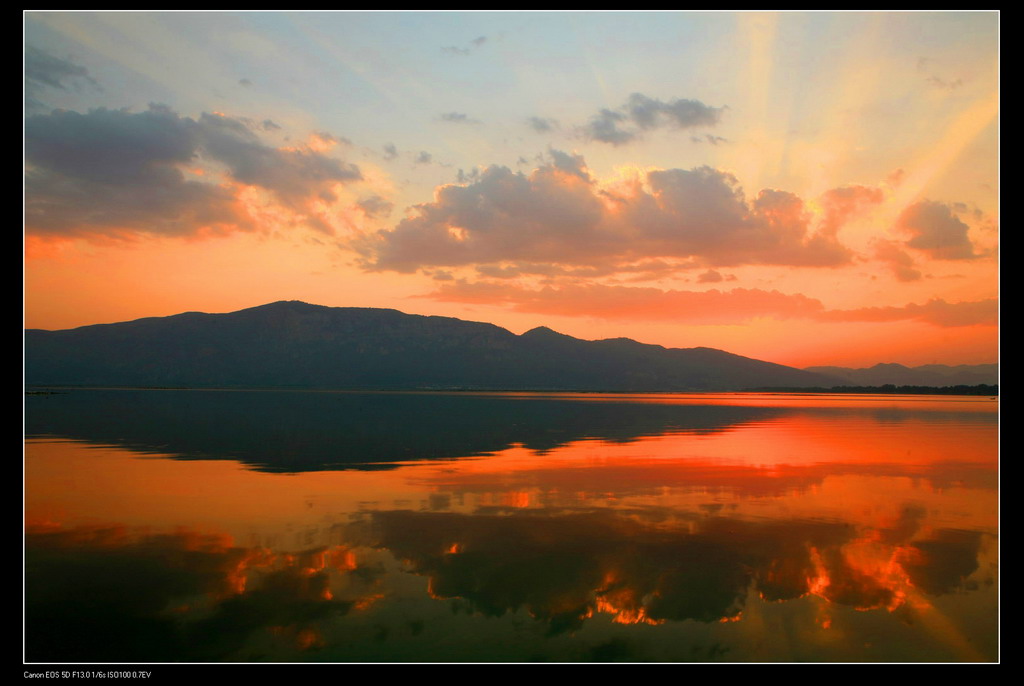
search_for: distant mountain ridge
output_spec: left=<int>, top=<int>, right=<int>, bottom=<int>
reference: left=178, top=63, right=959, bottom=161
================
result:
left=804, top=362, right=998, bottom=387
left=26, top=300, right=836, bottom=392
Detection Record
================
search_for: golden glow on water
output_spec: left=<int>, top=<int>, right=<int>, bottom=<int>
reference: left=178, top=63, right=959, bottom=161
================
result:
left=24, top=392, right=997, bottom=662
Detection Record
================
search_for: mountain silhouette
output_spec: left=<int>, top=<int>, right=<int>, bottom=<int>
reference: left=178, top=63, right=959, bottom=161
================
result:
left=804, top=362, right=997, bottom=387
left=26, top=300, right=836, bottom=391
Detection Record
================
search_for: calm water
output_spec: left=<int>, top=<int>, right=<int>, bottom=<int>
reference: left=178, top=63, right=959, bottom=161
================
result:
left=24, top=389, right=998, bottom=663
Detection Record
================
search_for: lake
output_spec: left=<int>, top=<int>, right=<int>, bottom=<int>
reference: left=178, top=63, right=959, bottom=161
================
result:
left=24, top=389, right=998, bottom=663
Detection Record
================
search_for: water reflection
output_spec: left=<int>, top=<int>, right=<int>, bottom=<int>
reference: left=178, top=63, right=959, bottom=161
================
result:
left=25, top=389, right=993, bottom=472
left=24, top=390, right=997, bottom=662
left=25, top=524, right=366, bottom=662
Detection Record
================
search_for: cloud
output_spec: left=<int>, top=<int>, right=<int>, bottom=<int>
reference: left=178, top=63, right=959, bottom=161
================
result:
left=697, top=269, right=724, bottom=283
left=823, top=298, right=997, bottom=327
left=197, top=111, right=360, bottom=207
left=818, top=185, right=884, bottom=237
left=423, top=282, right=827, bottom=323
left=356, top=194, right=394, bottom=218
left=625, top=93, right=722, bottom=130
left=527, top=116, right=558, bottom=133
left=26, top=524, right=362, bottom=661
left=691, top=134, right=728, bottom=145
left=873, top=239, right=922, bottom=282
left=583, top=108, right=635, bottom=145
left=473, top=259, right=686, bottom=280
left=382, top=143, right=399, bottom=160
left=895, top=200, right=980, bottom=259
left=441, top=36, right=488, bottom=56
left=579, top=93, right=724, bottom=145
left=360, top=152, right=861, bottom=274
left=440, top=111, right=479, bottom=125
left=415, top=150, right=433, bottom=164
left=422, top=281, right=996, bottom=329
left=25, top=104, right=361, bottom=238
left=926, top=75, right=963, bottom=90
left=25, top=46, right=100, bottom=110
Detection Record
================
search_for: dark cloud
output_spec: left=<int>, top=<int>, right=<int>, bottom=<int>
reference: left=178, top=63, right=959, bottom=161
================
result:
left=415, top=150, right=433, bottom=164
left=625, top=93, right=722, bottom=130
left=547, top=148, right=591, bottom=181
left=440, top=111, right=479, bottom=124
left=582, top=108, right=635, bottom=145
left=580, top=93, right=724, bottom=145
left=361, top=152, right=858, bottom=273
left=692, top=134, right=728, bottom=145
left=198, top=112, right=359, bottom=206
left=441, top=36, right=488, bottom=55
left=25, top=104, right=360, bottom=237
left=382, top=143, right=399, bottom=160
left=698, top=269, right=723, bottom=283
left=26, top=525, right=362, bottom=662
left=25, top=105, right=245, bottom=236
left=896, top=200, right=980, bottom=259
left=357, top=194, right=394, bottom=218
left=455, top=167, right=481, bottom=184
left=926, top=75, right=964, bottom=90
left=238, top=77, right=253, bottom=87
left=900, top=529, right=983, bottom=596
left=360, top=505, right=956, bottom=631
left=25, top=45, right=100, bottom=110
left=526, top=116, right=557, bottom=133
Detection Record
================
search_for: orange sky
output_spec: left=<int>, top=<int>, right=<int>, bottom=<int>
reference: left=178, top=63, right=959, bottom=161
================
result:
left=24, top=11, right=998, bottom=367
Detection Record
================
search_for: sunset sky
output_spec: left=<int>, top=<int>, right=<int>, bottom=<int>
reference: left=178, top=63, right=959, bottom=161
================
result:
left=23, top=11, right=998, bottom=368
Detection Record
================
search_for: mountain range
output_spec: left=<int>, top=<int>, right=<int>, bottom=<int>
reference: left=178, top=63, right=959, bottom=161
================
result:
left=804, top=363, right=997, bottom=387
left=24, top=301, right=996, bottom=391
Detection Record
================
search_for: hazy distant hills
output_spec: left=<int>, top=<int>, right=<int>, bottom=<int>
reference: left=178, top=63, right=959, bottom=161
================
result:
left=25, top=300, right=837, bottom=391
left=804, top=363, right=998, bottom=387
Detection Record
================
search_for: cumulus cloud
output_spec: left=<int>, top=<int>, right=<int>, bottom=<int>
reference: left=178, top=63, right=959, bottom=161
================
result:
left=24, top=104, right=361, bottom=237
left=579, top=93, right=724, bottom=145
left=895, top=200, right=980, bottom=259
left=358, top=152, right=859, bottom=274
left=25, top=46, right=100, bottom=110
